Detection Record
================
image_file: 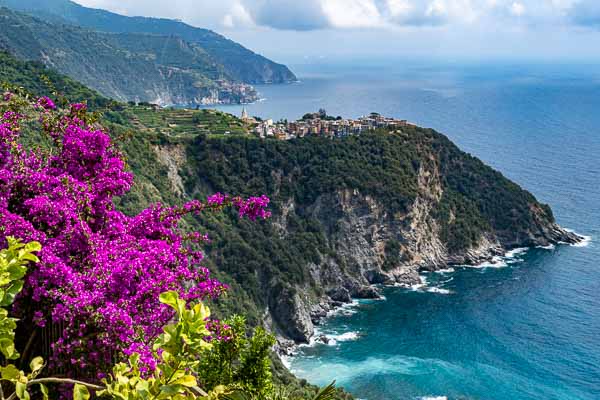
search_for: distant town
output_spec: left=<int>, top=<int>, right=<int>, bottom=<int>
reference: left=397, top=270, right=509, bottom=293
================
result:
left=240, top=108, right=414, bottom=140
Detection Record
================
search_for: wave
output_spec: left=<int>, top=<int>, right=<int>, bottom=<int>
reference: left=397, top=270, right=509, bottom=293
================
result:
left=537, top=244, right=555, bottom=250
left=280, top=355, right=292, bottom=369
left=505, top=247, right=528, bottom=257
left=563, top=228, right=592, bottom=248
left=326, top=299, right=361, bottom=317
left=464, top=255, right=508, bottom=269
left=409, top=275, right=453, bottom=295
left=465, top=247, right=529, bottom=269
left=326, top=331, right=362, bottom=345
left=426, top=287, right=452, bottom=295
left=410, top=275, right=428, bottom=291
left=300, top=328, right=362, bottom=348
left=435, top=267, right=455, bottom=274
left=572, top=235, right=592, bottom=248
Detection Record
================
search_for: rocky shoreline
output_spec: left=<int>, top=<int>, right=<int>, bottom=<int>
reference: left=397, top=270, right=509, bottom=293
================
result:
left=273, top=225, right=584, bottom=356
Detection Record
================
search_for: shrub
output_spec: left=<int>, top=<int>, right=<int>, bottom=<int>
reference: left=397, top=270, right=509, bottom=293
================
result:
left=0, top=92, right=270, bottom=375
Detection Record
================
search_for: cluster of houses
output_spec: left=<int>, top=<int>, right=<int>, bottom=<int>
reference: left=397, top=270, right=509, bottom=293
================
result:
left=241, top=108, right=413, bottom=140
left=196, top=80, right=258, bottom=105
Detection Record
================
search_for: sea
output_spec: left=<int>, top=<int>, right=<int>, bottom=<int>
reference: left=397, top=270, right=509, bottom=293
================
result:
left=205, top=61, right=600, bottom=400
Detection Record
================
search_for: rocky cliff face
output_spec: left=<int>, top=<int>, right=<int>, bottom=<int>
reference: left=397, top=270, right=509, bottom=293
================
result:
left=148, top=131, right=582, bottom=350
left=264, top=161, right=580, bottom=347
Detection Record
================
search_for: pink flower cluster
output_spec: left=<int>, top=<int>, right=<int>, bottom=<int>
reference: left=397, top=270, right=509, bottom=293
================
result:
left=0, top=95, right=270, bottom=374
left=204, top=319, right=233, bottom=342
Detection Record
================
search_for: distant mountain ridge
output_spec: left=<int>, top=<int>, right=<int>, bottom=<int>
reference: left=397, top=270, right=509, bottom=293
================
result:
left=0, top=0, right=296, bottom=105
left=0, top=0, right=296, bottom=84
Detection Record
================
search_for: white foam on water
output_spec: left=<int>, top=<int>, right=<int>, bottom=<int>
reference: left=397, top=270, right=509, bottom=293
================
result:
left=537, top=244, right=556, bottom=250
left=280, top=355, right=292, bottom=369
left=330, top=331, right=361, bottom=342
left=408, top=274, right=453, bottom=295
left=435, top=267, right=455, bottom=274
left=505, top=247, right=528, bottom=257
left=563, top=228, right=592, bottom=248
left=410, top=275, right=428, bottom=290
left=572, top=235, right=592, bottom=248
left=327, top=299, right=361, bottom=317
left=290, top=355, right=460, bottom=386
left=426, top=287, right=452, bottom=295
left=467, top=256, right=509, bottom=269
left=298, top=327, right=326, bottom=349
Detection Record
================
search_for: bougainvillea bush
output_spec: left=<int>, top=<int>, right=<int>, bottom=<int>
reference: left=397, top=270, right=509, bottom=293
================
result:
left=0, top=91, right=270, bottom=376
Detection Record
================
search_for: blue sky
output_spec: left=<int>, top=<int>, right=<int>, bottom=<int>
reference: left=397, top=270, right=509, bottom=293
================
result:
left=75, top=0, right=600, bottom=63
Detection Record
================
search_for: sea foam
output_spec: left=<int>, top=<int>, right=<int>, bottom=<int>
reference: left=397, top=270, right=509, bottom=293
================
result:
left=563, top=228, right=592, bottom=248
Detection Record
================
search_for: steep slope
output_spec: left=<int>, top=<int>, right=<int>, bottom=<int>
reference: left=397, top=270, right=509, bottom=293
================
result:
left=0, top=50, right=109, bottom=107
left=0, top=7, right=258, bottom=105
left=1, top=52, right=580, bottom=352
left=0, top=0, right=297, bottom=84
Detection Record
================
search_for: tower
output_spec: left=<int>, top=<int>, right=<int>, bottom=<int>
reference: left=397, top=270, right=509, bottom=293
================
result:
left=241, top=106, right=249, bottom=121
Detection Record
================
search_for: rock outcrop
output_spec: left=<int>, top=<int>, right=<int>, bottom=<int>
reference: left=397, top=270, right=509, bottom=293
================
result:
left=266, top=168, right=581, bottom=347
left=150, top=130, right=583, bottom=348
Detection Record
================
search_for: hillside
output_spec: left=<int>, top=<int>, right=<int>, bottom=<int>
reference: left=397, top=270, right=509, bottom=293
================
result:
left=0, top=0, right=296, bottom=84
left=1, top=50, right=580, bottom=364
left=0, top=7, right=265, bottom=105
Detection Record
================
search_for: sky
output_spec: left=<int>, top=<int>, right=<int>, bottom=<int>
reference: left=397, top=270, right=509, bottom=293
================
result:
left=74, top=0, right=600, bottom=64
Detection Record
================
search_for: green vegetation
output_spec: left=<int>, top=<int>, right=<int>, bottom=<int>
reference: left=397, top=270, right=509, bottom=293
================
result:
left=0, top=7, right=257, bottom=104
left=124, top=106, right=249, bottom=137
left=0, top=53, right=556, bottom=400
left=0, top=0, right=296, bottom=85
left=0, top=239, right=341, bottom=400
left=0, top=51, right=109, bottom=109
left=0, top=238, right=98, bottom=400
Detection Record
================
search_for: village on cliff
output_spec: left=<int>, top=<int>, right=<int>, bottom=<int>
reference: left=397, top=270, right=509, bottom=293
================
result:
left=241, top=108, right=414, bottom=140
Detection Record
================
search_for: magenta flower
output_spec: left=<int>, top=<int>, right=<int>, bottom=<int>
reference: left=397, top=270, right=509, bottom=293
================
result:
left=0, top=96, right=270, bottom=375
left=37, top=96, right=56, bottom=110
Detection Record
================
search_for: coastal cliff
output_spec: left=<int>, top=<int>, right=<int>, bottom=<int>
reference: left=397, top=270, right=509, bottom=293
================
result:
left=128, top=127, right=580, bottom=349
left=0, top=51, right=578, bottom=353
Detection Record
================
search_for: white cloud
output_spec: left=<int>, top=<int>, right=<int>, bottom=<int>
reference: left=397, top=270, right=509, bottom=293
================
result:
left=223, top=2, right=254, bottom=29
left=387, top=0, right=414, bottom=17
left=321, top=0, right=383, bottom=28
left=74, top=0, right=600, bottom=32
left=510, top=1, right=526, bottom=16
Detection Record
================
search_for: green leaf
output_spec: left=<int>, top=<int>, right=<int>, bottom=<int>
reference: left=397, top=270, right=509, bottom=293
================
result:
left=15, top=382, right=30, bottom=400
left=159, top=291, right=179, bottom=310
left=29, top=356, right=44, bottom=374
left=0, top=281, right=24, bottom=307
left=39, top=383, right=49, bottom=400
left=312, top=381, right=337, bottom=400
left=23, top=241, right=41, bottom=254
left=0, top=339, right=18, bottom=359
left=173, top=375, right=196, bottom=387
left=1, top=364, right=21, bottom=380
left=73, top=383, right=90, bottom=400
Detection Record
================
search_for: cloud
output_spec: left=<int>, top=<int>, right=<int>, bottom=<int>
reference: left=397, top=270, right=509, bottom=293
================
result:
left=510, top=2, right=526, bottom=17
left=251, top=0, right=329, bottom=30
left=568, top=0, right=600, bottom=27
left=381, top=0, right=449, bottom=26
left=223, top=2, right=254, bottom=29
left=75, top=0, right=600, bottom=32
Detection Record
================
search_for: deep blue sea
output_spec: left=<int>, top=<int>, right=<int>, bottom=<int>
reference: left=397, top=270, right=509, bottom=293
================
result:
left=209, top=62, right=600, bottom=400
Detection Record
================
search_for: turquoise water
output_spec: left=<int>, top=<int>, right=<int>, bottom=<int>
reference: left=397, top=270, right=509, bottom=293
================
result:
left=211, top=62, right=600, bottom=400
